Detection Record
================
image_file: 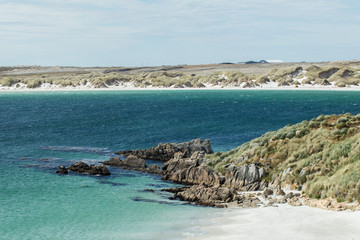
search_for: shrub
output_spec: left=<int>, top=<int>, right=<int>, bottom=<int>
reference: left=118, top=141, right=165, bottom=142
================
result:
left=27, top=80, right=42, bottom=88
left=0, top=77, right=18, bottom=86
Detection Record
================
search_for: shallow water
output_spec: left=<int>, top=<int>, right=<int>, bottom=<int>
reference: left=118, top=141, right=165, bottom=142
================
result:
left=1, top=90, right=360, bottom=239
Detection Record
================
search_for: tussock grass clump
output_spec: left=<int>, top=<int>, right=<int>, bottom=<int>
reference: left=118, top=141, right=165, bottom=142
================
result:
left=0, top=77, right=19, bottom=86
left=256, top=75, right=270, bottom=84
left=27, top=80, right=42, bottom=88
left=207, top=113, right=360, bottom=201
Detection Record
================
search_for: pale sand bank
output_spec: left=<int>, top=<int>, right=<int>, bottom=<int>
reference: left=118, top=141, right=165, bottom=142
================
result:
left=186, top=205, right=360, bottom=240
left=2, top=84, right=360, bottom=92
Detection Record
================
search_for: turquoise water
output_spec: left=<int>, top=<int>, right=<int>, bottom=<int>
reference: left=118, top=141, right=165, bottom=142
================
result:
left=1, top=90, right=360, bottom=239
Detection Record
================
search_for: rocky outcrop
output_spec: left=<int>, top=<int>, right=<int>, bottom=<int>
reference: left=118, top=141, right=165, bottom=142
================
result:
left=57, top=162, right=111, bottom=176
left=169, top=184, right=239, bottom=207
left=109, top=139, right=270, bottom=208
left=147, top=164, right=163, bottom=175
left=223, top=164, right=267, bottom=191
left=116, top=138, right=213, bottom=161
left=103, top=155, right=164, bottom=174
left=103, top=155, right=146, bottom=169
left=162, top=152, right=224, bottom=186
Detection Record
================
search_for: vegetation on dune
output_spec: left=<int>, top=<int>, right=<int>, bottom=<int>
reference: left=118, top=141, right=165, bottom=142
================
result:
left=0, top=64, right=360, bottom=89
left=207, top=113, right=360, bottom=202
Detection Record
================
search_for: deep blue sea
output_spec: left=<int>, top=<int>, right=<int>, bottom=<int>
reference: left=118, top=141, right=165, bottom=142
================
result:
left=1, top=90, right=360, bottom=239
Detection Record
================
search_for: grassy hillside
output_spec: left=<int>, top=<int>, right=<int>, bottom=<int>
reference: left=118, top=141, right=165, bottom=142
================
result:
left=207, top=113, right=360, bottom=202
left=1, top=63, right=359, bottom=89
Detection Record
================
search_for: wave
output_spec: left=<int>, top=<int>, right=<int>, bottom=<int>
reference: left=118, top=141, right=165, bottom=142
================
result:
left=41, top=146, right=113, bottom=155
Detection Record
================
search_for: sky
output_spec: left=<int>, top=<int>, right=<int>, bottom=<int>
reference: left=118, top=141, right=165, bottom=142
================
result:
left=0, top=0, right=359, bottom=66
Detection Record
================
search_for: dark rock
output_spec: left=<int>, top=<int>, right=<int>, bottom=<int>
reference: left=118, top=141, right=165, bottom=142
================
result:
left=142, top=189, right=155, bottom=192
left=116, top=138, right=213, bottom=161
left=69, top=162, right=90, bottom=173
left=56, top=166, right=68, bottom=174
left=67, top=161, right=110, bottom=176
left=88, top=163, right=111, bottom=176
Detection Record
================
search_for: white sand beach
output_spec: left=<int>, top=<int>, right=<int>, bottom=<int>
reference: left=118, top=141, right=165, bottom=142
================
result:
left=186, top=205, right=360, bottom=240
left=2, top=82, right=360, bottom=92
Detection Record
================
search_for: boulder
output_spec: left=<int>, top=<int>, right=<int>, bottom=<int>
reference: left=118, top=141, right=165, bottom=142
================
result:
left=147, top=164, right=163, bottom=175
left=173, top=184, right=239, bottom=207
left=88, top=163, right=111, bottom=176
left=116, top=138, right=213, bottom=161
left=123, top=155, right=146, bottom=169
left=223, top=164, right=266, bottom=191
left=66, top=161, right=111, bottom=176
left=69, top=162, right=91, bottom=173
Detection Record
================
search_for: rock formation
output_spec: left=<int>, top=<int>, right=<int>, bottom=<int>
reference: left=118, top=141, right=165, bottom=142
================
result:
left=223, top=164, right=267, bottom=191
left=56, top=162, right=111, bottom=176
left=103, top=155, right=163, bottom=175
left=103, top=155, right=146, bottom=169
left=171, top=184, right=239, bottom=207
left=56, top=166, right=68, bottom=174
left=105, top=139, right=274, bottom=207
left=116, top=138, right=213, bottom=161
left=162, top=151, right=224, bottom=186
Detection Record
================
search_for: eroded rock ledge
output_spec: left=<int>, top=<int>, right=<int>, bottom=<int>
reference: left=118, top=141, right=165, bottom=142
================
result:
left=105, top=138, right=360, bottom=210
left=116, top=138, right=213, bottom=161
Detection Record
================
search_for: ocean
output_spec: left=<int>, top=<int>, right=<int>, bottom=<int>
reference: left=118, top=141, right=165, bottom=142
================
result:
left=1, top=90, right=360, bottom=239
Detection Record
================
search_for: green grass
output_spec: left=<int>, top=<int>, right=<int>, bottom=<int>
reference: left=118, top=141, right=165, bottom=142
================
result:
left=207, top=113, right=360, bottom=202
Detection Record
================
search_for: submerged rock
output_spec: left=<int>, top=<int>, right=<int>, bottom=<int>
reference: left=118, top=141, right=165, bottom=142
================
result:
left=103, top=155, right=146, bottom=169
left=116, top=138, right=213, bottom=161
left=58, top=162, right=111, bottom=176
left=56, top=166, right=68, bottom=174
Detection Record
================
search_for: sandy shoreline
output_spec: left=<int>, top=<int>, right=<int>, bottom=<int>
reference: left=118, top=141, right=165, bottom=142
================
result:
left=2, top=85, right=360, bottom=92
left=186, top=204, right=360, bottom=240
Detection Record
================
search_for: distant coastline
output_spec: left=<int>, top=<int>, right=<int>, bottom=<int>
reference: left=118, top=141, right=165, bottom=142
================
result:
left=1, top=61, right=360, bottom=92
left=2, top=84, right=360, bottom=92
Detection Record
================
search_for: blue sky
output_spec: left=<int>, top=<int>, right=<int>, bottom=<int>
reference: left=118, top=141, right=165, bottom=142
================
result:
left=0, top=0, right=359, bottom=66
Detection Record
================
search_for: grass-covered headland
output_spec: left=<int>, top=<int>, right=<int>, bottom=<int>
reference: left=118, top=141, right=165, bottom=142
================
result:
left=207, top=113, right=360, bottom=203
